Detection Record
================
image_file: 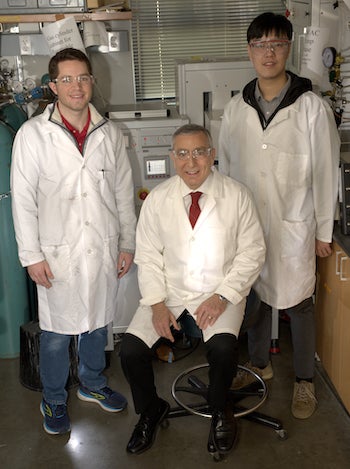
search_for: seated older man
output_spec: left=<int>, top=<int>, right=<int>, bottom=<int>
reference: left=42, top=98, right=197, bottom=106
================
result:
left=120, top=124, right=266, bottom=456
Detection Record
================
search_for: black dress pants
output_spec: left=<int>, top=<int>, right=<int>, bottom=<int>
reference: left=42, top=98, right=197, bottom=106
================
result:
left=120, top=332, right=238, bottom=416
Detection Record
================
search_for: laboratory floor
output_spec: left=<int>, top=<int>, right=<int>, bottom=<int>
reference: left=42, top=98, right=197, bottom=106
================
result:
left=1, top=319, right=350, bottom=469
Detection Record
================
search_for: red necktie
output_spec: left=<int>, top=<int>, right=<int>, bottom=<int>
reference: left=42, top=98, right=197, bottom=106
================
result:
left=189, top=191, right=202, bottom=228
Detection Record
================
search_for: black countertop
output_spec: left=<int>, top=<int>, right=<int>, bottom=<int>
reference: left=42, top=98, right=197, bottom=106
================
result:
left=333, top=221, right=350, bottom=256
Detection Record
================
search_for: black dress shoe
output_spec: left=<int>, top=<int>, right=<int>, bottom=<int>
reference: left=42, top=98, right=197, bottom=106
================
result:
left=207, top=408, right=238, bottom=454
left=126, top=399, right=170, bottom=455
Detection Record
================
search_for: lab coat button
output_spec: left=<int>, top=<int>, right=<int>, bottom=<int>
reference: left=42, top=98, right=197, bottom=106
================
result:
left=262, top=144, right=267, bottom=150
left=87, top=249, right=92, bottom=254
left=85, top=221, right=90, bottom=226
left=82, top=192, right=88, bottom=197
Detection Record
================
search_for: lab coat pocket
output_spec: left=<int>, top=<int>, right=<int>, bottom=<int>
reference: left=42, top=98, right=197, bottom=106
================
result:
left=273, top=152, right=311, bottom=187
left=41, top=244, right=72, bottom=282
left=281, top=219, right=315, bottom=262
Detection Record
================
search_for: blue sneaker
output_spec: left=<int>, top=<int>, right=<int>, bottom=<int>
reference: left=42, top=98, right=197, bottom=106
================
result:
left=40, top=399, right=71, bottom=435
left=77, top=385, right=127, bottom=413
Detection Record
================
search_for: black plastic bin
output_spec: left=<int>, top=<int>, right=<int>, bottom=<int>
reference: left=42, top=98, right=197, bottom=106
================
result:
left=20, top=321, right=79, bottom=391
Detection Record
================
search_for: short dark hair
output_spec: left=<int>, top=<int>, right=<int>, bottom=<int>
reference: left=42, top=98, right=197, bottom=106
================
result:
left=172, top=124, right=213, bottom=148
left=48, top=48, right=92, bottom=80
left=247, top=12, right=293, bottom=42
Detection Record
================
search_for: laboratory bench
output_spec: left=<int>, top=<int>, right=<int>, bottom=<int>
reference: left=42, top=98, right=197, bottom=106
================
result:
left=315, top=221, right=350, bottom=414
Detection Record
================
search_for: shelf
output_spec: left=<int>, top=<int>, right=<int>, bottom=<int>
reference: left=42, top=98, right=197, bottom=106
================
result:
left=0, top=10, right=132, bottom=24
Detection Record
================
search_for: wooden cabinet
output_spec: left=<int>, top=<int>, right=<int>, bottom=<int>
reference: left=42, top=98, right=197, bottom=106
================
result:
left=316, top=241, right=350, bottom=412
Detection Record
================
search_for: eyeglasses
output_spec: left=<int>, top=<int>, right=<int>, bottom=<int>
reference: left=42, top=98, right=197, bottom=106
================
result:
left=249, top=40, right=291, bottom=54
left=172, top=147, right=212, bottom=160
left=51, top=74, right=94, bottom=85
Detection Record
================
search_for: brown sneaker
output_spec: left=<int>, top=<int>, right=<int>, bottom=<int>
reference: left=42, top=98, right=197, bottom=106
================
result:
left=231, top=361, right=273, bottom=390
left=291, top=381, right=317, bottom=419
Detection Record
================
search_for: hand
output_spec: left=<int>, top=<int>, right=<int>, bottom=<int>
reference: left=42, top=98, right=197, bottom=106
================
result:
left=117, top=252, right=134, bottom=278
left=194, top=294, right=227, bottom=330
left=315, top=239, right=332, bottom=258
left=151, top=302, right=180, bottom=343
left=27, top=260, right=54, bottom=289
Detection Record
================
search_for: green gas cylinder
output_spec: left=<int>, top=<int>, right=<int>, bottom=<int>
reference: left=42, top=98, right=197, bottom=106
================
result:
left=0, top=103, right=27, bottom=133
left=0, top=107, right=30, bottom=358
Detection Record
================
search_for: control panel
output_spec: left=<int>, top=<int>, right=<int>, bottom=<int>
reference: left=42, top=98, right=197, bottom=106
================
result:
left=109, top=106, right=189, bottom=214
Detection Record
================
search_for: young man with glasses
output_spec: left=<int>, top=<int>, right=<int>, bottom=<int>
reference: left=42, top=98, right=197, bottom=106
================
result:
left=120, top=123, right=266, bottom=457
left=11, top=48, right=136, bottom=435
left=219, top=12, right=340, bottom=419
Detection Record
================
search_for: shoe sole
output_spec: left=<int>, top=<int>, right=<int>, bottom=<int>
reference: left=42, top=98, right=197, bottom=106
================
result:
left=76, top=389, right=127, bottom=413
left=40, top=402, right=71, bottom=435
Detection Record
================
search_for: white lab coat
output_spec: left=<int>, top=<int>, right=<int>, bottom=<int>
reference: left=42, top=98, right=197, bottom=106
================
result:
left=11, top=103, right=136, bottom=334
left=126, top=169, right=266, bottom=347
left=219, top=91, right=340, bottom=309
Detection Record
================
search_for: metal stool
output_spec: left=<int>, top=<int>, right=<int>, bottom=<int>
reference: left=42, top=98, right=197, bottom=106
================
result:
left=167, top=290, right=287, bottom=443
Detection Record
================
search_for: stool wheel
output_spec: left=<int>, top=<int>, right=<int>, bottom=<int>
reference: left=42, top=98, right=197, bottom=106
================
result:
left=160, top=418, right=170, bottom=429
left=171, top=363, right=268, bottom=419
left=276, top=428, right=288, bottom=440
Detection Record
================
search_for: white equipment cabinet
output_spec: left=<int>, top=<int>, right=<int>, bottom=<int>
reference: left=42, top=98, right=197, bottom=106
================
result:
left=175, top=58, right=256, bottom=150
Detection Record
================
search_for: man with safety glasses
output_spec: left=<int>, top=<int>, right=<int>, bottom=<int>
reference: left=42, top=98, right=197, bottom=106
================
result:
left=120, top=124, right=266, bottom=457
left=11, top=48, right=136, bottom=435
left=219, top=12, right=340, bottom=420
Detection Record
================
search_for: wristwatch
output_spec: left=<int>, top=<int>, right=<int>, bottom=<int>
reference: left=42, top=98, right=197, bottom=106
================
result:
left=217, top=294, right=228, bottom=303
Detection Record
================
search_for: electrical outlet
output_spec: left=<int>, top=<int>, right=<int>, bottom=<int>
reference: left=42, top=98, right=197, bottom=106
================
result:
left=19, top=35, right=32, bottom=55
left=108, top=32, right=120, bottom=52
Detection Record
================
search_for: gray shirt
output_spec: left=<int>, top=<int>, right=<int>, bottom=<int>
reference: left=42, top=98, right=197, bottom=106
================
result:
left=255, top=74, right=291, bottom=123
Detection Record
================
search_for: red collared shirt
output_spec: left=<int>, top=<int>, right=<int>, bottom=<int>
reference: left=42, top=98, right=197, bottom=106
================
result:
left=59, top=105, right=91, bottom=154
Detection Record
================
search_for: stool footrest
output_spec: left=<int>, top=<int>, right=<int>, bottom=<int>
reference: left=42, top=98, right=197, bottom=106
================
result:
left=171, top=363, right=269, bottom=419
left=167, top=404, right=211, bottom=419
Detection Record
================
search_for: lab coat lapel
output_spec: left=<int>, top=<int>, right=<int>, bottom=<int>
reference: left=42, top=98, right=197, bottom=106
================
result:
left=166, top=181, right=192, bottom=231
left=84, top=129, right=105, bottom=160
left=266, top=107, right=292, bottom=129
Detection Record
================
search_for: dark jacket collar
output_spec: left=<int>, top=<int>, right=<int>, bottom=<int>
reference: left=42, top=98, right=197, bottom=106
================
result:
left=242, top=71, right=313, bottom=129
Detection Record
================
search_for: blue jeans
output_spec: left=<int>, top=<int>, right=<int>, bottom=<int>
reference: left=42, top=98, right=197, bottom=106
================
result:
left=40, top=326, right=108, bottom=405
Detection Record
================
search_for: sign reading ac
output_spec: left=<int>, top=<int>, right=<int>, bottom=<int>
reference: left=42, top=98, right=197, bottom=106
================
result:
left=308, top=28, right=321, bottom=36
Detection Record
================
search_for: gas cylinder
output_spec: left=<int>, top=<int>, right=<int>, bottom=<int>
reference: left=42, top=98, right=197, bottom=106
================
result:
left=0, top=106, right=30, bottom=358
left=0, top=103, right=27, bottom=133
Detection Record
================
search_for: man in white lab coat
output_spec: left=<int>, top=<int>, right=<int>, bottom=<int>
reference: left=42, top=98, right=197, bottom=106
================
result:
left=11, top=48, right=136, bottom=435
left=219, top=12, right=340, bottom=419
left=120, top=124, right=266, bottom=456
